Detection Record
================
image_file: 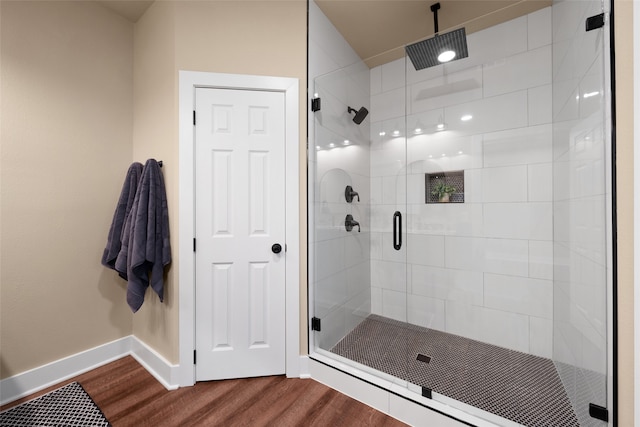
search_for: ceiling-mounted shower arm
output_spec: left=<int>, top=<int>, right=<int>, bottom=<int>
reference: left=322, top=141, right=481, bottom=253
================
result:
left=431, top=2, right=441, bottom=34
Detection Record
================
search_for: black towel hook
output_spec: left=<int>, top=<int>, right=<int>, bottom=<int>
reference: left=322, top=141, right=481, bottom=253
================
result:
left=158, top=160, right=163, bottom=168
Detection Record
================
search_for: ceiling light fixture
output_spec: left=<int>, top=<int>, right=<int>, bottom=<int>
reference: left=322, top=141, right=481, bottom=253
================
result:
left=438, top=50, right=456, bottom=63
left=461, top=114, right=473, bottom=121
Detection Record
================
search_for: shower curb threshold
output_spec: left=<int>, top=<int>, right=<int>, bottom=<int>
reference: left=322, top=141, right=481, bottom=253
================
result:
left=309, top=351, right=522, bottom=427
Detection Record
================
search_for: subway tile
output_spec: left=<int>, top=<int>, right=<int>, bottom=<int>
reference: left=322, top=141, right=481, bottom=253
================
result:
left=381, top=289, right=407, bottom=322
left=462, top=169, right=482, bottom=203
left=528, top=7, right=552, bottom=50
left=483, top=202, right=553, bottom=240
left=444, top=91, right=528, bottom=135
left=370, top=176, right=383, bottom=204
left=313, top=202, right=347, bottom=242
left=370, top=231, right=383, bottom=260
left=483, top=46, right=551, bottom=98
left=313, top=270, right=348, bottom=319
left=316, top=137, right=370, bottom=177
left=381, top=232, right=406, bottom=263
left=347, top=262, right=371, bottom=298
left=406, top=233, right=445, bottom=267
left=315, top=238, right=346, bottom=281
left=370, top=65, right=382, bottom=96
left=444, top=236, right=485, bottom=272
left=482, top=165, right=528, bottom=202
left=407, top=294, right=445, bottom=330
left=381, top=174, right=407, bottom=205
left=408, top=201, right=484, bottom=237
left=370, top=204, right=403, bottom=233
left=529, top=316, right=553, bottom=358
left=370, top=136, right=407, bottom=177
left=406, top=173, right=426, bottom=205
left=528, top=163, right=553, bottom=202
left=528, top=84, right=552, bottom=126
left=409, top=66, right=483, bottom=114
left=484, top=273, right=553, bottom=318
left=445, top=301, right=530, bottom=353
left=483, top=124, right=552, bottom=167
left=371, top=286, right=383, bottom=315
left=381, top=58, right=406, bottom=92
left=371, top=259, right=407, bottom=292
left=406, top=56, right=444, bottom=85
left=406, top=132, right=483, bottom=174
left=345, top=231, right=370, bottom=268
left=484, top=238, right=529, bottom=277
left=370, top=87, right=405, bottom=122
left=529, top=240, right=553, bottom=280
left=318, top=306, right=346, bottom=350
left=411, top=265, right=483, bottom=305
left=344, top=289, right=371, bottom=332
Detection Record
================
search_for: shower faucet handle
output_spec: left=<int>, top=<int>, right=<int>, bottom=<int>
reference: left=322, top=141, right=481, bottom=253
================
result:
left=345, top=185, right=360, bottom=203
left=345, top=214, right=361, bottom=232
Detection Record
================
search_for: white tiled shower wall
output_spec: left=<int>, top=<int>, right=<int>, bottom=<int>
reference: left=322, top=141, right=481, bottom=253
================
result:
left=309, top=1, right=372, bottom=350
left=369, top=8, right=556, bottom=358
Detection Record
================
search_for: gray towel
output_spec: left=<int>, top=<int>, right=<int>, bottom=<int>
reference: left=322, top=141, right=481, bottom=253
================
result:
left=116, top=159, right=171, bottom=312
left=102, top=162, right=144, bottom=279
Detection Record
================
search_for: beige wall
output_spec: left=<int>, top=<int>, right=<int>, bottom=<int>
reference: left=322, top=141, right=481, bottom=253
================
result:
left=131, top=0, right=180, bottom=364
left=614, top=0, right=635, bottom=424
left=131, top=0, right=308, bottom=363
left=0, top=1, right=134, bottom=379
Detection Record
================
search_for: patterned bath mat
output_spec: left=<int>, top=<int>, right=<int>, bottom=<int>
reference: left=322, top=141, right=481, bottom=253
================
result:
left=0, top=381, right=110, bottom=426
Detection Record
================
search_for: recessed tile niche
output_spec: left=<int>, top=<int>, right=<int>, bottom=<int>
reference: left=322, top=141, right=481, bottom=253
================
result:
left=426, top=171, right=465, bottom=203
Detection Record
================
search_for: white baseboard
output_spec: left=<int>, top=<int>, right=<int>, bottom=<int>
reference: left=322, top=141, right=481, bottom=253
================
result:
left=298, top=355, right=310, bottom=379
left=129, top=336, right=179, bottom=390
left=0, top=335, right=181, bottom=406
left=0, top=337, right=132, bottom=406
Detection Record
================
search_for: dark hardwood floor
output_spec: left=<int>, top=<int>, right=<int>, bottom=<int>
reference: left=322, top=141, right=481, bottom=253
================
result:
left=1, top=356, right=407, bottom=426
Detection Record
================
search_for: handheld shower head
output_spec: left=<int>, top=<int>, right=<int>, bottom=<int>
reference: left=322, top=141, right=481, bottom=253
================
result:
left=348, top=106, right=369, bottom=125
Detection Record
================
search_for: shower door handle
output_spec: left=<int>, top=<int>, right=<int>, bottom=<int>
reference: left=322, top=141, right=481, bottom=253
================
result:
left=393, top=211, right=402, bottom=250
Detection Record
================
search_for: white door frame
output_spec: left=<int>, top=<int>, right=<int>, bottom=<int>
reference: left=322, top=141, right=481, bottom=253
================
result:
left=178, top=71, right=300, bottom=386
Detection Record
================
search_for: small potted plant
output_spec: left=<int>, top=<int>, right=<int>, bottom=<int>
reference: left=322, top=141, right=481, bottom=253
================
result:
left=431, top=181, right=456, bottom=202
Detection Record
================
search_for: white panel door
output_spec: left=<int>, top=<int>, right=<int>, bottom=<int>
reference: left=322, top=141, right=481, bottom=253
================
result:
left=195, top=87, right=286, bottom=380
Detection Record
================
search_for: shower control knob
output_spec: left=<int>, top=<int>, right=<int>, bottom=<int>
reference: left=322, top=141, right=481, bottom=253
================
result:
left=271, top=243, right=282, bottom=254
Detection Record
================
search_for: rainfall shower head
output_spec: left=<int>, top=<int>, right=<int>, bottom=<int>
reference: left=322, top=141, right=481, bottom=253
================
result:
left=348, top=106, right=369, bottom=125
left=406, top=3, right=469, bottom=70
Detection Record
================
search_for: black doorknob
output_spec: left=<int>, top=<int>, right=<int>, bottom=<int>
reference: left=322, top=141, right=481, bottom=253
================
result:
left=272, top=243, right=282, bottom=254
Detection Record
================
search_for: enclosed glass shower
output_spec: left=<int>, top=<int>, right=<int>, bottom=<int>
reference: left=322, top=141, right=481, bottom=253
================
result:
left=308, top=0, right=613, bottom=426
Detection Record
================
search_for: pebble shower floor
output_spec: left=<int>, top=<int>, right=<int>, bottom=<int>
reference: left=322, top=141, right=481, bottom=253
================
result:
left=331, top=314, right=580, bottom=427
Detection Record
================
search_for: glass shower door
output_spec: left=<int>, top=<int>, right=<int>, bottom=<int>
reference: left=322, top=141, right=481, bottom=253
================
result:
left=310, top=62, right=409, bottom=381
left=551, top=0, right=612, bottom=424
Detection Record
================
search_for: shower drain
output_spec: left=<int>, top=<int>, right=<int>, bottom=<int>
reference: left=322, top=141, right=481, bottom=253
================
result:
left=416, top=353, right=431, bottom=364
